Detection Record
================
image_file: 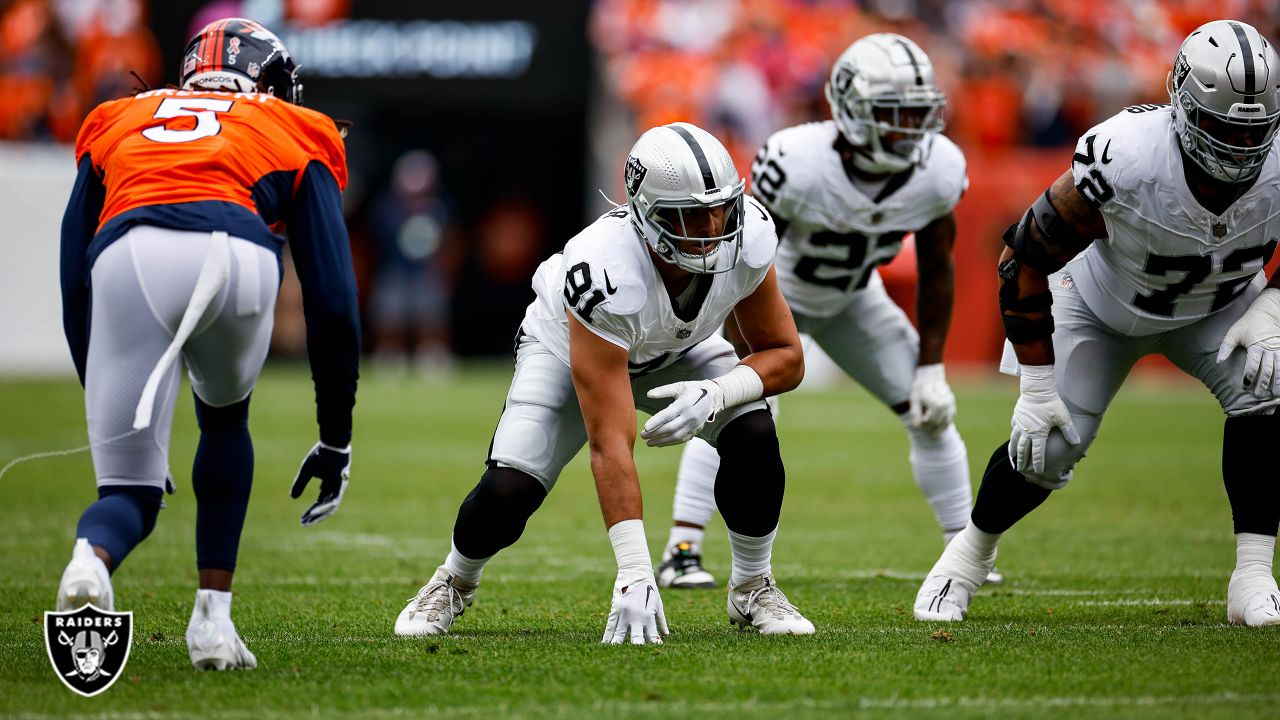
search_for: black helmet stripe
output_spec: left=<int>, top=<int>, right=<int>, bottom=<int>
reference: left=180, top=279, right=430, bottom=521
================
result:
left=1229, top=21, right=1258, bottom=98
left=893, top=38, right=924, bottom=86
left=667, top=124, right=716, bottom=192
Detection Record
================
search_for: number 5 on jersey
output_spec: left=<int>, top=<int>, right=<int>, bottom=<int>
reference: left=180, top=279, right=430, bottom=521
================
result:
left=142, top=98, right=234, bottom=144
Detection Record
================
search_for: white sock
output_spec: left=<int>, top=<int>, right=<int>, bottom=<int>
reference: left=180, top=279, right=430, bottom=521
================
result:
left=933, top=521, right=999, bottom=588
left=727, top=527, right=776, bottom=586
left=194, top=588, right=233, bottom=619
left=665, top=525, right=704, bottom=558
left=673, top=438, right=719, bottom=529
left=443, top=540, right=488, bottom=586
left=1230, top=533, right=1277, bottom=596
left=902, top=418, right=973, bottom=534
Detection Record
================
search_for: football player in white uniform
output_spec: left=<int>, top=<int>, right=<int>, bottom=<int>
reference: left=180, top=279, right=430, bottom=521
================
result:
left=916, top=20, right=1280, bottom=626
left=655, top=34, right=991, bottom=590
left=393, top=122, right=815, bottom=643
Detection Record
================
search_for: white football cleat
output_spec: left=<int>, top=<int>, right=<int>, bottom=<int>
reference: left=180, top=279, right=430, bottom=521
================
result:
left=727, top=573, right=814, bottom=635
left=186, top=590, right=257, bottom=670
left=395, top=566, right=477, bottom=637
left=1227, top=570, right=1280, bottom=627
left=914, top=574, right=978, bottom=621
left=57, top=538, right=113, bottom=611
left=657, top=541, right=717, bottom=589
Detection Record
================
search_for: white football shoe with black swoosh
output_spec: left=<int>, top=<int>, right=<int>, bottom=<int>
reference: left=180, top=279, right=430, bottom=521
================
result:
left=727, top=573, right=814, bottom=635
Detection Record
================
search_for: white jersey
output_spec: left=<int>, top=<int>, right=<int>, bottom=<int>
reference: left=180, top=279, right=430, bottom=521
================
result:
left=753, top=120, right=967, bottom=319
left=521, top=198, right=778, bottom=375
left=1068, top=105, right=1280, bottom=335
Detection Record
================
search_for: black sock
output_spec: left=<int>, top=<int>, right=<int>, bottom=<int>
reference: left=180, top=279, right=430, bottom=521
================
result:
left=970, top=442, right=1052, bottom=535
left=76, top=485, right=163, bottom=570
left=192, top=395, right=254, bottom=572
left=1223, top=414, right=1280, bottom=536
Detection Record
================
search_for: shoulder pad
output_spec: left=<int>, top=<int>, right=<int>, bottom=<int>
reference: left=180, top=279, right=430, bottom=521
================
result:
left=74, top=99, right=128, bottom=168
left=920, top=134, right=968, bottom=215
left=561, top=218, right=649, bottom=318
left=276, top=104, right=349, bottom=190
left=739, top=195, right=779, bottom=270
left=750, top=122, right=830, bottom=219
left=1069, top=108, right=1170, bottom=209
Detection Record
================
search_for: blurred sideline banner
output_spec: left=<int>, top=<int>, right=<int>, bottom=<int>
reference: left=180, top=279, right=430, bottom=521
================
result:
left=0, top=142, right=76, bottom=375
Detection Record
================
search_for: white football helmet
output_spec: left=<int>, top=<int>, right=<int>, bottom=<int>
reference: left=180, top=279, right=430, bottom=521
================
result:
left=1169, top=20, right=1280, bottom=183
left=825, top=33, right=946, bottom=174
left=624, top=122, right=745, bottom=274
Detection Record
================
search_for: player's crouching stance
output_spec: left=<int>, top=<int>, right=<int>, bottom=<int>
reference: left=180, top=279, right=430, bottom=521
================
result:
left=395, top=123, right=814, bottom=642
left=56, top=19, right=360, bottom=669
left=657, top=33, right=997, bottom=590
left=915, top=20, right=1280, bottom=626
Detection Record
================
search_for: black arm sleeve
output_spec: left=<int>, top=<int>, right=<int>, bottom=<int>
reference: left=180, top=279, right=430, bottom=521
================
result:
left=60, top=155, right=106, bottom=386
left=289, top=161, right=360, bottom=447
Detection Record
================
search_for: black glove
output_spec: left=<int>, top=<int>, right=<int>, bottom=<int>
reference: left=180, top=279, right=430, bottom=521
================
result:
left=290, top=442, right=351, bottom=526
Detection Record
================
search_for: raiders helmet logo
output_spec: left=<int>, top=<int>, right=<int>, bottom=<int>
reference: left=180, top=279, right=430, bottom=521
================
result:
left=44, top=605, right=133, bottom=697
left=834, top=65, right=856, bottom=94
left=1173, top=54, right=1192, bottom=89
left=624, top=156, right=648, bottom=198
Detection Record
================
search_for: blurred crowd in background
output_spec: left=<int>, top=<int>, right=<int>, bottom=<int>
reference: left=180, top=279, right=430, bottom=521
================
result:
left=6, top=0, right=1280, bottom=368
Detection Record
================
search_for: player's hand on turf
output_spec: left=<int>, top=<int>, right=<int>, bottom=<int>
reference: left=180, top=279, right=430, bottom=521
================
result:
left=290, top=442, right=351, bottom=526
left=641, top=380, right=723, bottom=447
left=1216, top=288, right=1280, bottom=400
left=908, top=363, right=956, bottom=433
left=1008, top=365, right=1079, bottom=475
left=602, top=570, right=668, bottom=644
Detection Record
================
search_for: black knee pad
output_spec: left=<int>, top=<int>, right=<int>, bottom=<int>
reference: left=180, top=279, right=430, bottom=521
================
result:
left=453, top=465, right=548, bottom=559
left=1223, top=415, right=1280, bottom=536
left=98, top=484, right=164, bottom=540
left=714, top=409, right=784, bottom=537
left=194, top=393, right=251, bottom=431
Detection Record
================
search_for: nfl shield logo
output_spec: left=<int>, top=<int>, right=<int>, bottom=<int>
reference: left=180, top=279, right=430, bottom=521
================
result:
left=44, top=605, right=133, bottom=697
left=676, top=328, right=692, bottom=339
left=1212, top=222, right=1228, bottom=238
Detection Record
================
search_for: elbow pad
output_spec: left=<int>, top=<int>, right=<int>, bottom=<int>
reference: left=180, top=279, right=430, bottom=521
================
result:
left=1002, top=190, right=1079, bottom=275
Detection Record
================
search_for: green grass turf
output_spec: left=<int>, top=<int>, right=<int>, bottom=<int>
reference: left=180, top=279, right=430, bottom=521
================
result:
left=1, top=365, right=1278, bottom=719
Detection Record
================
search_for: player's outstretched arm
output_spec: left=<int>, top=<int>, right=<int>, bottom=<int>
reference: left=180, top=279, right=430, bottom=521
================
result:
left=1001, top=170, right=1104, bottom=473
left=567, top=314, right=668, bottom=644
left=910, top=212, right=959, bottom=431
left=288, top=161, right=360, bottom=525
left=60, top=156, right=106, bottom=386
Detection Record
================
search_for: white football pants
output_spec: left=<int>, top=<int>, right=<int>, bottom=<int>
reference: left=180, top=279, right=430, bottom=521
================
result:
left=86, top=226, right=278, bottom=490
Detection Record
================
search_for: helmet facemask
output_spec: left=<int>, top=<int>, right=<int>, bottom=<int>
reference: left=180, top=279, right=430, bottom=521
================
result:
left=641, top=182, right=745, bottom=275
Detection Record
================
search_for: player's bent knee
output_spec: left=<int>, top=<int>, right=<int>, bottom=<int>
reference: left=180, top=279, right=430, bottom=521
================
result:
left=1020, top=433, right=1085, bottom=490
left=714, top=409, right=784, bottom=536
left=194, top=394, right=251, bottom=431
left=453, top=465, right=549, bottom=559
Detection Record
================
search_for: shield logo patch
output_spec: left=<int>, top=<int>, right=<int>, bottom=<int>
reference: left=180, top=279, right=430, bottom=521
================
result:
left=44, top=604, right=133, bottom=697
left=624, top=156, right=648, bottom=198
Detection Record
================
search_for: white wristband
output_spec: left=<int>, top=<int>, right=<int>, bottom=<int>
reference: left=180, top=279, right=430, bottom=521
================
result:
left=1018, top=364, right=1056, bottom=397
left=712, top=365, right=765, bottom=410
left=607, top=519, right=652, bottom=574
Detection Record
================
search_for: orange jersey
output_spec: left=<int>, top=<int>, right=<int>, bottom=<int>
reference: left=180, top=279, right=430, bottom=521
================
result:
left=74, top=88, right=347, bottom=233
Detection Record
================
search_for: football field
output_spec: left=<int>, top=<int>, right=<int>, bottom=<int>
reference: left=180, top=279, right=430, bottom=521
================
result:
left=1, top=366, right=1278, bottom=719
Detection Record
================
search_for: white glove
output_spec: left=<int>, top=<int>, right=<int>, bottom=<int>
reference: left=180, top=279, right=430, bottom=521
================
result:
left=1008, top=365, right=1080, bottom=475
left=602, top=569, right=669, bottom=644
left=1217, top=288, right=1280, bottom=400
left=641, top=365, right=764, bottom=447
left=908, top=363, right=957, bottom=433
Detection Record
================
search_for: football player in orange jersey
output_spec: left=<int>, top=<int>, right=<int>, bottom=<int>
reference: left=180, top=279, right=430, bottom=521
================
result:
left=55, top=18, right=360, bottom=670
